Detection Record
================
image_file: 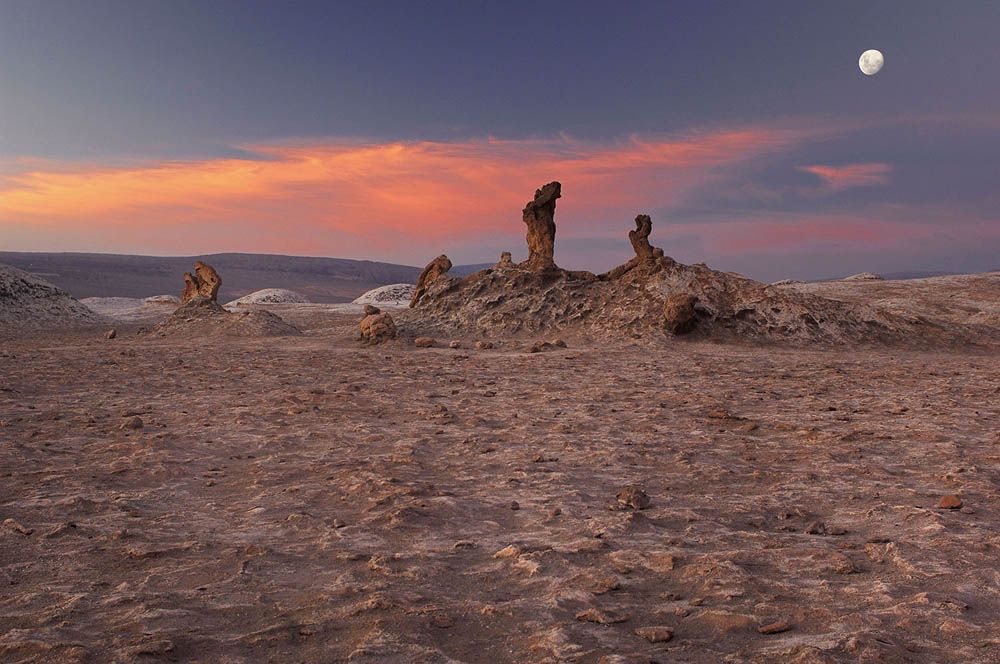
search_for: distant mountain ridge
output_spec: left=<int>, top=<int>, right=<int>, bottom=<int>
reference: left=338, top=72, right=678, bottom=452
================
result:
left=0, top=252, right=430, bottom=303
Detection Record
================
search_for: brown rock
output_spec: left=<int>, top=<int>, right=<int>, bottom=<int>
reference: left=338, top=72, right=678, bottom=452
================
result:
left=3, top=518, right=33, bottom=536
left=475, top=340, right=494, bottom=350
left=410, top=255, right=452, bottom=307
left=181, top=261, right=222, bottom=304
left=448, top=340, right=462, bottom=349
left=628, top=214, right=664, bottom=260
left=634, top=626, right=673, bottom=643
left=576, top=608, right=629, bottom=624
left=414, top=336, right=435, bottom=348
left=663, top=293, right=699, bottom=335
left=616, top=485, right=651, bottom=510
left=359, top=312, right=397, bottom=344
left=363, top=304, right=381, bottom=315
left=938, top=494, right=963, bottom=509
left=121, top=416, right=144, bottom=430
left=497, top=251, right=513, bottom=267
left=521, top=181, right=561, bottom=271
left=758, top=620, right=792, bottom=634
left=105, top=328, right=117, bottom=340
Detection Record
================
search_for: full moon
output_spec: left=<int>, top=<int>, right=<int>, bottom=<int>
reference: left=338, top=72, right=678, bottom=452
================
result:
left=859, top=49, right=884, bottom=75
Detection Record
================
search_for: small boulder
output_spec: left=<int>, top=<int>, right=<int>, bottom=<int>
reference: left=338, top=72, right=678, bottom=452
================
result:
left=121, top=416, right=144, bottom=430
left=105, top=328, right=117, bottom=340
left=616, top=485, right=651, bottom=510
left=938, top=495, right=963, bottom=510
left=363, top=304, right=381, bottom=316
left=414, top=336, right=435, bottom=348
left=448, top=340, right=462, bottom=349
left=634, top=626, right=673, bottom=643
left=359, top=312, right=397, bottom=344
left=475, top=340, right=494, bottom=350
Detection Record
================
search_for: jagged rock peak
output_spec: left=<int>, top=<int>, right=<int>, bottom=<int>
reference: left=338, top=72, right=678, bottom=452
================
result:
left=521, top=181, right=561, bottom=271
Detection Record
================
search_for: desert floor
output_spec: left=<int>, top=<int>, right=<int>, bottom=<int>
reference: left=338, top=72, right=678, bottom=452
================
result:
left=2, top=315, right=999, bottom=663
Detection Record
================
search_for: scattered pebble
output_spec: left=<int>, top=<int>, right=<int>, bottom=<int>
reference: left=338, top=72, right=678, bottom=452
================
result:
left=758, top=620, right=792, bottom=634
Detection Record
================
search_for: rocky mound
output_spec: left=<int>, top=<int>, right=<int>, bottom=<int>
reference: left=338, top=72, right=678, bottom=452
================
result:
left=226, top=288, right=309, bottom=306
left=0, top=264, right=106, bottom=330
left=151, top=296, right=301, bottom=338
left=144, top=294, right=180, bottom=304
left=353, top=283, right=415, bottom=306
left=843, top=272, right=883, bottom=281
left=402, top=184, right=974, bottom=347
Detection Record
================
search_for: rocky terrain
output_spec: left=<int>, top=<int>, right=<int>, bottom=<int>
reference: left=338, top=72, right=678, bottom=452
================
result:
left=3, top=186, right=1000, bottom=662
left=1, top=310, right=999, bottom=663
left=0, top=264, right=106, bottom=331
left=402, top=184, right=994, bottom=349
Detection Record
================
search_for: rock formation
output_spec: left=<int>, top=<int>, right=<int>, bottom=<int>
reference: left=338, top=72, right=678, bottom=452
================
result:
left=181, top=261, right=222, bottom=304
left=662, top=293, right=699, bottom=335
left=399, top=182, right=977, bottom=346
left=521, top=182, right=560, bottom=271
left=359, top=305, right=398, bottom=344
left=410, top=255, right=453, bottom=308
left=628, top=215, right=664, bottom=260
left=497, top=251, right=514, bottom=268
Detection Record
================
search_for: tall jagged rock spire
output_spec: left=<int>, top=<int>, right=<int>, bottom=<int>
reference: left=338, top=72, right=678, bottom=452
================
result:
left=521, top=182, right=561, bottom=271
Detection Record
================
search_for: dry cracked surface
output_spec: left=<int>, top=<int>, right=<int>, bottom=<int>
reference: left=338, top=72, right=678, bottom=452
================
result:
left=2, top=322, right=1000, bottom=663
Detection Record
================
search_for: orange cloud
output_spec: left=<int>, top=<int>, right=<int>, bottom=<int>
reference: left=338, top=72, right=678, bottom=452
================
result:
left=798, top=162, right=891, bottom=191
left=0, top=127, right=822, bottom=259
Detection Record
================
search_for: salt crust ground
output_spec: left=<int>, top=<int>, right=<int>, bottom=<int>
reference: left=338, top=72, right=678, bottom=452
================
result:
left=1, top=288, right=999, bottom=662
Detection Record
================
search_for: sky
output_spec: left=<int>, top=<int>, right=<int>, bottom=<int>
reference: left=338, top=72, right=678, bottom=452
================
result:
left=1, top=0, right=998, bottom=281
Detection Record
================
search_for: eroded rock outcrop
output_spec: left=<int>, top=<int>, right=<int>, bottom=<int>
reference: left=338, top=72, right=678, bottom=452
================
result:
left=359, top=305, right=398, bottom=344
left=410, top=255, right=453, bottom=308
left=521, top=182, right=561, bottom=271
left=181, top=261, right=222, bottom=304
left=399, top=183, right=976, bottom=347
left=629, top=215, right=664, bottom=260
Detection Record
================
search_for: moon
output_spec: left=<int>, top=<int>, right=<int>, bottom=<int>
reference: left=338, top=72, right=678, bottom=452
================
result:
left=859, top=49, right=884, bottom=76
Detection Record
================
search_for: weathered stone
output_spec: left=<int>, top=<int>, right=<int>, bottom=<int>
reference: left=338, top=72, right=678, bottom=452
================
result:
left=359, top=312, right=397, bottom=344
left=410, top=255, right=452, bottom=307
left=181, top=261, right=222, bottom=304
left=105, top=328, right=117, bottom=340
left=363, top=304, right=381, bottom=316
left=663, top=293, right=699, bottom=335
left=497, top=251, right=513, bottom=267
left=634, top=626, right=673, bottom=643
left=414, top=336, right=435, bottom=348
left=628, top=214, right=664, bottom=260
left=521, top=182, right=560, bottom=271
left=758, top=620, right=792, bottom=634
left=616, top=485, right=651, bottom=510
left=938, top=494, right=963, bottom=509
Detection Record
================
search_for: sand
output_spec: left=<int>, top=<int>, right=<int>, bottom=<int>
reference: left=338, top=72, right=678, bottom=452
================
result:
left=2, top=295, right=999, bottom=662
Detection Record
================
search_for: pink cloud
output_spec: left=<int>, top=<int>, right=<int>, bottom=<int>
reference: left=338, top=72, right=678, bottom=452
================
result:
left=0, top=127, right=822, bottom=260
left=798, top=163, right=891, bottom=191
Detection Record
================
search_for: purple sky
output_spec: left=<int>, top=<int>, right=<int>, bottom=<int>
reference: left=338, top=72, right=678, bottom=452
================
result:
left=1, top=1, right=998, bottom=280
